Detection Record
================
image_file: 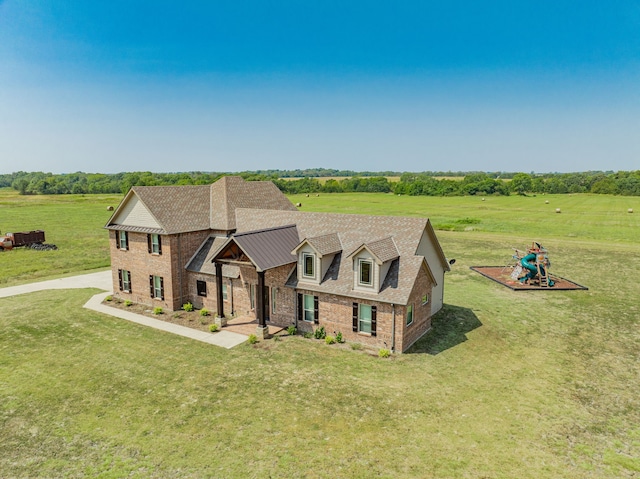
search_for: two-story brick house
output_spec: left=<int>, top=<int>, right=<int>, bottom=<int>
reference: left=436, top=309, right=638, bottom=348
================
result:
left=106, top=176, right=450, bottom=352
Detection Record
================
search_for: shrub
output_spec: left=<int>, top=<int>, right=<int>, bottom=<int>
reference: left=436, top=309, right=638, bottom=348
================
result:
left=182, top=302, right=194, bottom=312
left=124, top=300, right=133, bottom=307
left=209, top=324, right=219, bottom=333
left=200, top=308, right=210, bottom=317
left=105, top=295, right=112, bottom=302
left=350, top=343, right=363, bottom=351
left=325, top=335, right=336, bottom=345
left=153, top=307, right=163, bottom=315
left=378, top=348, right=391, bottom=358
left=274, top=335, right=281, bottom=342
left=314, top=326, right=326, bottom=340
left=199, top=317, right=209, bottom=325
left=287, top=325, right=297, bottom=336
left=336, top=331, right=344, bottom=343
left=248, top=334, right=258, bottom=344
left=303, top=331, right=313, bottom=339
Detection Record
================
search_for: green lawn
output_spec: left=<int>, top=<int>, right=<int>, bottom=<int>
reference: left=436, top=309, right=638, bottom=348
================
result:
left=1, top=190, right=639, bottom=478
left=0, top=188, right=119, bottom=286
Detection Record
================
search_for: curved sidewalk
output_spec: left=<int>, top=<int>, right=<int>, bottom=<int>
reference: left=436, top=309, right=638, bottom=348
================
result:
left=0, top=270, right=248, bottom=349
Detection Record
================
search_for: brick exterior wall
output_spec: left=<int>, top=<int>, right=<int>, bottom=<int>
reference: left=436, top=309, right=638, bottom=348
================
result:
left=111, top=229, right=435, bottom=352
left=396, top=266, right=434, bottom=352
left=110, top=229, right=211, bottom=311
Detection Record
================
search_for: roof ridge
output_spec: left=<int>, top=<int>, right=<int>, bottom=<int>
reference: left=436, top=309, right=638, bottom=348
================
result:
left=233, top=224, right=297, bottom=237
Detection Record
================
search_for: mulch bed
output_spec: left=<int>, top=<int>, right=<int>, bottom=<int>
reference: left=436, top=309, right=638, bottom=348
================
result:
left=102, top=298, right=217, bottom=333
left=470, top=266, right=588, bottom=291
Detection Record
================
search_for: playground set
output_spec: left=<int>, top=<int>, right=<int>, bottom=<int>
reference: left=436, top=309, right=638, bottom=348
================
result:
left=470, top=241, right=588, bottom=291
left=510, top=242, right=555, bottom=287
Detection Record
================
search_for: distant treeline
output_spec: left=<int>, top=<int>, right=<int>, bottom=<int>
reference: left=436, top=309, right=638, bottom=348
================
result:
left=1, top=169, right=640, bottom=196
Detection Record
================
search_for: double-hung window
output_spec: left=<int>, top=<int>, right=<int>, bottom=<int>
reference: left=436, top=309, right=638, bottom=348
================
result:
left=222, top=283, right=228, bottom=301
left=353, top=303, right=377, bottom=336
left=118, top=231, right=129, bottom=250
left=297, top=293, right=318, bottom=323
left=150, top=275, right=164, bottom=300
left=303, top=294, right=315, bottom=322
left=148, top=234, right=162, bottom=254
left=118, top=269, right=131, bottom=293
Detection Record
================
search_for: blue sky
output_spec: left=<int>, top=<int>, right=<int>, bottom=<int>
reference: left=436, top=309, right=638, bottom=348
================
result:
left=1, top=1, right=639, bottom=174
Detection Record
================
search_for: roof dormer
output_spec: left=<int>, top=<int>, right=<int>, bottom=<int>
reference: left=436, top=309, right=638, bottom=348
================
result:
left=292, top=233, right=342, bottom=284
left=348, top=236, right=399, bottom=292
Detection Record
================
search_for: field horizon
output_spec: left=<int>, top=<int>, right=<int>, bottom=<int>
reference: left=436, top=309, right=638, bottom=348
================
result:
left=1, top=188, right=639, bottom=477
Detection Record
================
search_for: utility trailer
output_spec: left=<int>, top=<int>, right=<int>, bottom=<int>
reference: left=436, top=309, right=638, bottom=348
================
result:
left=0, top=230, right=46, bottom=251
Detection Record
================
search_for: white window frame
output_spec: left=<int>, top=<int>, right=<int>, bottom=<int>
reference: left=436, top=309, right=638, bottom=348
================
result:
left=119, top=231, right=128, bottom=250
left=250, top=284, right=255, bottom=310
left=358, top=303, right=372, bottom=333
left=302, top=253, right=315, bottom=279
left=421, top=294, right=430, bottom=305
left=151, top=234, right=161, bottom=254
left=222, top=283, right=228, bottom=301
left=121, top=269, right=131, bottom=292
left=406, top=304, right=414, bottom=326
left=153, top=275, right=163, bottom=299
left=303, top=294, right=315, bottom=322
left=358, top=259, right=373, bottom=286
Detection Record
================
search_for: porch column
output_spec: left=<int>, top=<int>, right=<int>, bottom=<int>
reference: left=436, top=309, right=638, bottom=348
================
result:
left=256, top=270, right=266, bottom=327
left=215, top=262, right=224, bottom=318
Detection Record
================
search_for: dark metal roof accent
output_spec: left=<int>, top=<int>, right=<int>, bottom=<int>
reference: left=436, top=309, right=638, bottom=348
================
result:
left=105, top=224, right=165, bottom=235
left=215, top=224, right=300, bottom=272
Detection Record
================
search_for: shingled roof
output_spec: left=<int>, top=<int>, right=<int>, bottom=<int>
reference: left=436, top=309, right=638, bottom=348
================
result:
left=348, top=236, right=399, bottom=264
left=185, top=236, right=240, bottom=278
left=105, top=177, right=297, bottom=234
left=209, top=176, right=297, bottom=231
left=234, top=209, right=447, bottom=305
left=294, top=232, right=342, bottom=256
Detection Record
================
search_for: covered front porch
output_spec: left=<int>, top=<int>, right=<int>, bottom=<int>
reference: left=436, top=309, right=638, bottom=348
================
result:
left=211, top=224, right=300, bottom=339
left=221, top=314, right=286, bottom=336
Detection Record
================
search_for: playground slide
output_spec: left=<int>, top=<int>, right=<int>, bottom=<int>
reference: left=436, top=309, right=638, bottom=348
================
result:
left=520, top=253, right=554, bottom=286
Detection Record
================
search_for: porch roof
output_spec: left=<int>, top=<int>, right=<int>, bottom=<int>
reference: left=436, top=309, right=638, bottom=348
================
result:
left=213, top=224, right=300, bottom=272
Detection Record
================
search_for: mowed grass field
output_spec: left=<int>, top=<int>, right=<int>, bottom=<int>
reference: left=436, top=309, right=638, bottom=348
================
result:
left=1, top=188, right=639, bottom=478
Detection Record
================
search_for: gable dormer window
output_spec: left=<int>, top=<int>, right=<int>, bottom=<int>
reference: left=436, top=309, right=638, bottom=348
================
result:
left=358, top=259, right=373, bottom=287
left=303, top=253, right=315, bottom=279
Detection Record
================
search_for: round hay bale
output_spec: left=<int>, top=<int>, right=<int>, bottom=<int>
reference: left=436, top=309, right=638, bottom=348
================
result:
left=628, top=208, right=634, bottom=213
left=107, top=206, right=114, bottom=211
left=555, top=208, right=561, bottom=213
left=545, top=200, right=549, bottom=204
left=481, top=197, right=485, bottom=201
left=305, top=194, right=309, bottom=197
left=296, top=202, right=302, bottom=207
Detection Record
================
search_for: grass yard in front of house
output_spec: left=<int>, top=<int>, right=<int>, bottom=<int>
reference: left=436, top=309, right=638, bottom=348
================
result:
left=1, top=189, right=639, bottom=478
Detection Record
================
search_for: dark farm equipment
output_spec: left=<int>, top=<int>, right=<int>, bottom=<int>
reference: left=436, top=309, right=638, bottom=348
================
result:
left=0, top=230, right=57, bottom=251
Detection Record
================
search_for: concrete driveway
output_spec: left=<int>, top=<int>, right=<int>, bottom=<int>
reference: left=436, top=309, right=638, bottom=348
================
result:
left=0, top=270, right=113, bottom=298
left=0, top=270, right=247, bottom=348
